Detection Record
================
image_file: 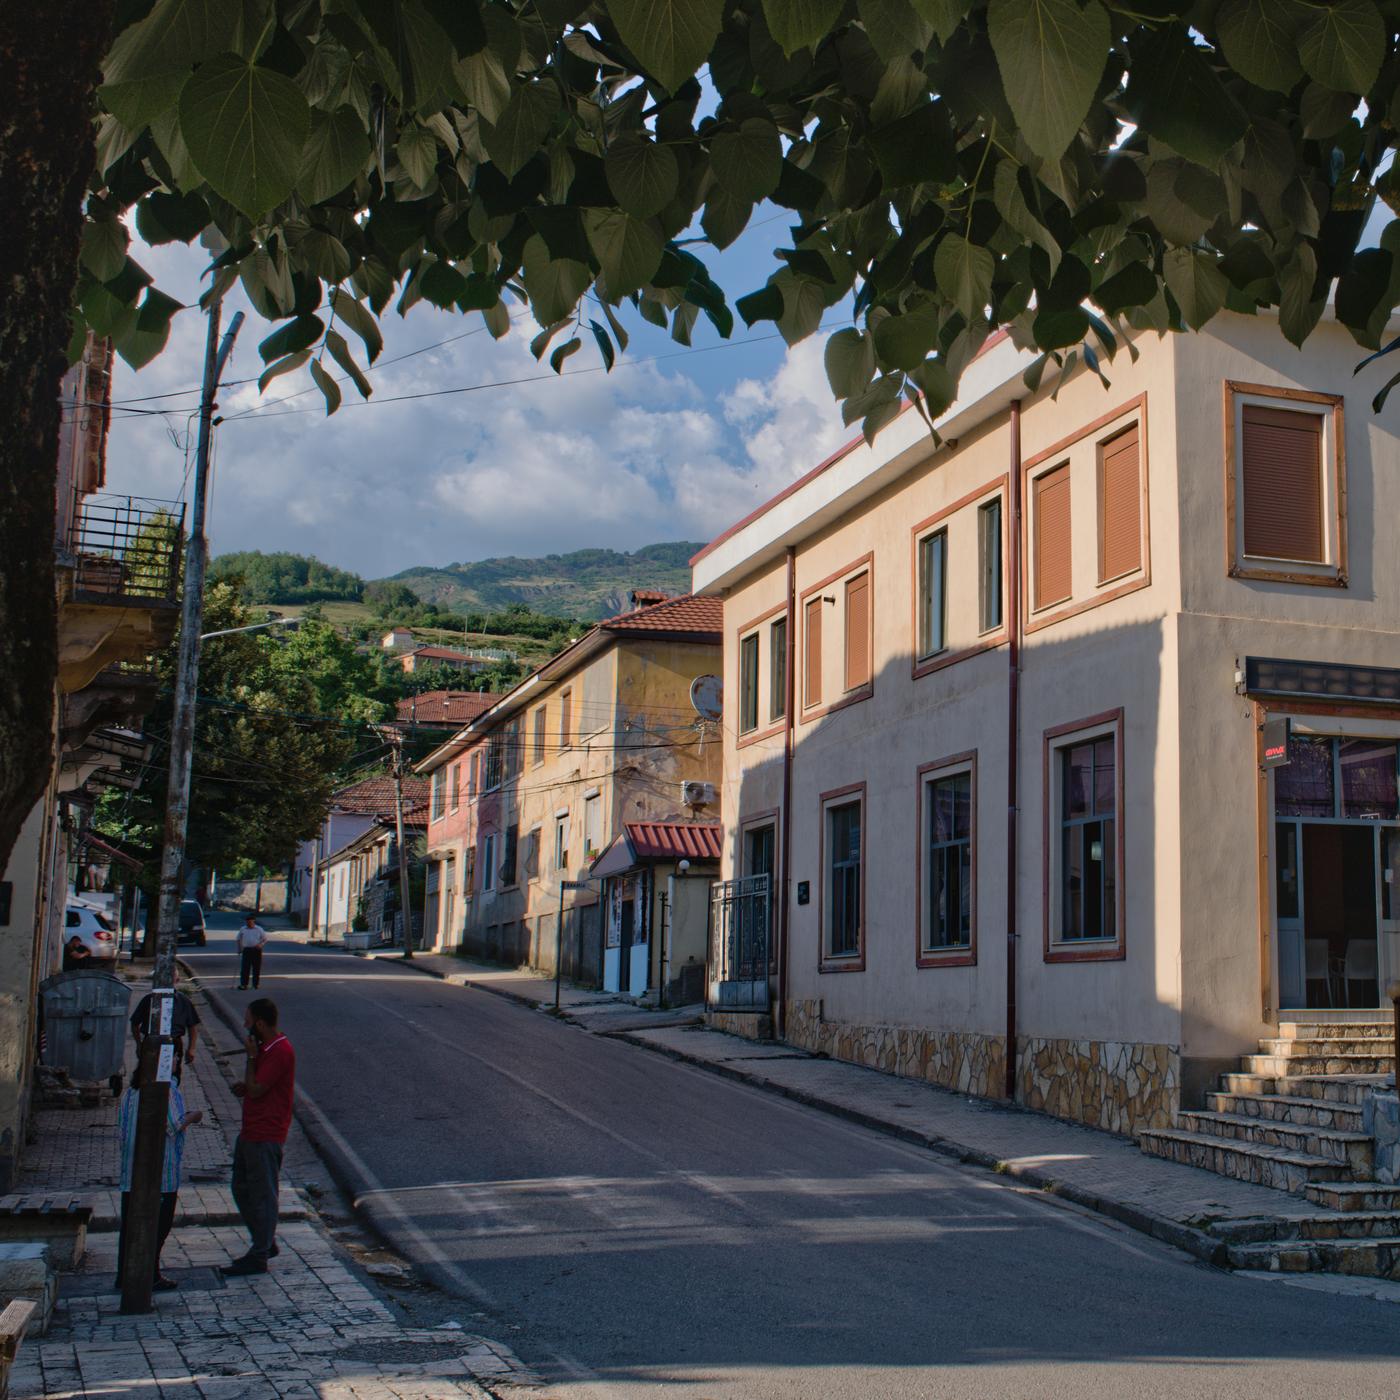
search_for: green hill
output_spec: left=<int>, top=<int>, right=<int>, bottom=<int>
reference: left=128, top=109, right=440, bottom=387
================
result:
left=387, top=542, right=702, bottom=619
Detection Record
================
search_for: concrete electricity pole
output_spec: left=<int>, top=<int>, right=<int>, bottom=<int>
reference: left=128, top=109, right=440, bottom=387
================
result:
left=120, top=303, right=243, bottom=1314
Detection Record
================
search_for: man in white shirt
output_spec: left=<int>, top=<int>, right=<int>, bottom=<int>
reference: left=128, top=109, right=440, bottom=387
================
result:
left=236, top=914, right=268, bottom=990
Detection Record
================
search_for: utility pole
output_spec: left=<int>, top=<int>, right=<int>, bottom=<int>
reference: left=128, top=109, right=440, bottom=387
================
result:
left=390, top=735, right=415, bottom=959
left=121, top=303, right=243, bottom=1315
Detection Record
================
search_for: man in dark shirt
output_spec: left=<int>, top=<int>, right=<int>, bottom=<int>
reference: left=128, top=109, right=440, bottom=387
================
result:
left=130, top=976, right=201, bottom=1077
left=223, top=997, right=295, bottom=1276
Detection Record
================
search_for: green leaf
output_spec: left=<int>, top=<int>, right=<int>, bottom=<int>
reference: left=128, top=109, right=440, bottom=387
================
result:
left=399, top=0, right=457, bottom=113
left=179, top=54, right=311, bottom=219
left=325, top=329, right=374, bottom=398
left=1214, top=0, right=1306, bottom=94
left=1297, top=0, right=1383, bottom=94
left=258, top=348, right=312, bottom=392
left=418, top=259, right=468, bottom=308
left=258, top=314, right=325, bottom=364
left=328, top=289, right=384, bottom=363
left=1162, top=247, right=1228, bottom=329
left=299, top=107, right=371, bottom=205
left=763, top=0, right=845, bottom=56
left=872, top=306, right=940, bottom=371
left=149, top=107, right=200, bottom=189
left=589, top=319, right=617, bottom=371
left=608, top=0, right=725, bottom=91
left=1335, top=248, right=1393, bottom=334
left=103, top=0, right=240, bottom=84
left=101, top=70, right=187, bottom=130
left=702, top=187, right=753, bottom=251
left=859, top=0, right=934, bottom=62
left=481, top=300, right=511, bottom=339
left=397, top=125, right=439, bottom=188
left=1126, top=26, right=1249, bottom=167
left=933, top=233, right=993, bottom=322
left=911, top=0, right=970, bottom=42
left=1033, top=306, right=1088, bottom=349
left=483, top=80, right=559, bottom=180
left=1278, top=243, right=1323, bottom=347
left=457, top=48, right=512, bottom=124
left=81, top=221, right=130, bottom=283
left=1371, top=366, right=1400, bottom=414
left=987, top=0, right=1109, bottom=162
left=824, top=328, right=875, bottom=397
left=992, top=161, right=1060, bottom=279
left=774, top=270, right=825, bottom=344
left=711, top=119, right=783, bottom=203
left=583, top=209, right=664, bottom=298
left=606, top=136, right=680, bottom=218
left=135, top=190, right=210, bottom=245
left=298, top=228, right=353, bottom=282
left=550, top=336, right=583, bottom=373
left=736, top=283, right=784, bottom=327
left=908, top=357, right=956, bottom=416
left=114, top=289, right=184, bottom=371
left=1092, top=260, right=1157, bottom=316
left=869, top=103, right=956, bottom=187
left=309, top=358, right=342, bottom=415
left=522, top=234, right=591, bottom=322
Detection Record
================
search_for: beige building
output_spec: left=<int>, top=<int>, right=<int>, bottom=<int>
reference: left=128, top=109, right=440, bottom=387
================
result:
left=417, top=594, right=722, bottom=994
left=694, top=312, right=1400, bottom=1139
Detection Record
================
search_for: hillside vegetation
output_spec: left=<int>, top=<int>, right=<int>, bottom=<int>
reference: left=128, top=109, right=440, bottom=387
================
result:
left=208, top=550, right=363, bottom=604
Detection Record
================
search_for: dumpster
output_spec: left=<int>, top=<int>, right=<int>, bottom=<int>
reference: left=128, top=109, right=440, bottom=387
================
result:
left=38, top=971, right=130, bottom=1089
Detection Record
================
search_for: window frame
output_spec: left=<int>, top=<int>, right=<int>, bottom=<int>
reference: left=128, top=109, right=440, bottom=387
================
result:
left=449, top=762, right=460, bottom=813
left=1029, top=459, right=1073, bottom=614
left=818, top=782, right=867, bottom=973
left=843, top=569, right=872, bottom=693
left=799, top=553, right=875, bottom=724
left=734, top=602, right=787, bottom=748
left=915, top=528, right=947, bottom=662
left=1224, top=380, right=1347, bottom=588
left=916, top=752, right=978, bottom=968
left=979, top=497, right=1003, bottom=635
left=1042, top=710, right=1126, bottom=964
left=739, top=629, right=760, bottom=734
left=769, top=616, right=787, bottom=724
left=1096, top=422, right=1144, bottom=586
left=583, top=790, right=603, bottom=860
left=554, top=810, right=570, bottom=872
left=430, top=769, right=446, bottom=821
left=531, top=706, right=547, bottom=767
left=559, top=688, right=574, bottom=749
left=480, top=832, right=497, bottom=893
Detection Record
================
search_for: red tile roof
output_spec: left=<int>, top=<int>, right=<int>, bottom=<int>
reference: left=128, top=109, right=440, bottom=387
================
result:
left=600, top=593, right=722, bottom=638
left=332, top=774, right=428, bottom=815
left=395, top=691, right=502, bottom=726
left=624, top=821, right=722, bottom=862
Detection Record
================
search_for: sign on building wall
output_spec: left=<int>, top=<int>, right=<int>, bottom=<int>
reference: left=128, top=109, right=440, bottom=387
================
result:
left=1261, top=715, right=1292, bottom=770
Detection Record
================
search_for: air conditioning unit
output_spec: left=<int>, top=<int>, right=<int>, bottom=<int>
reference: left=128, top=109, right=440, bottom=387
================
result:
left=681, top=780, right=716, bottom=808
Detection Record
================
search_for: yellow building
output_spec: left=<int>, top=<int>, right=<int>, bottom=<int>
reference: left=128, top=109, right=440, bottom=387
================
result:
left=417, top=593, right=722, bottom=996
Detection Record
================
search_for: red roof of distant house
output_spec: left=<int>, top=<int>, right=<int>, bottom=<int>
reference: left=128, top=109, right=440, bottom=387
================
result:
left=629, top=588, right=671, bottom=607
left=406, top=646, right=479, bottom=662
left=600, top=593, right=722, bottom=638
left=395, top=691, right=502, bottom=726
left=624, top=821, right=722, bottom=862
left=332, top=774, right=428, bottom=815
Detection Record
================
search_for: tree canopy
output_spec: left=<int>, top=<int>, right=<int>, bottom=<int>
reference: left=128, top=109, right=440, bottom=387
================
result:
left=80, top=0, right=1400, bottom=443
left=208, top=548, right=364, bottom=602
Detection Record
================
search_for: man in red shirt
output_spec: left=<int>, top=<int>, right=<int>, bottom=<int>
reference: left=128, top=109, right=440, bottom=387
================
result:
left=223, top=998, right=295, bottom=1276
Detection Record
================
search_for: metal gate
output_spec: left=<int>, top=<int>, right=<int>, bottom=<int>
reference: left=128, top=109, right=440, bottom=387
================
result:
left=709, top=874, right=770, bottom=1009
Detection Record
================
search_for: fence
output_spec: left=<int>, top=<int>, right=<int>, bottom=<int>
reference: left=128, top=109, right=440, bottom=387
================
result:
left=68, top=492, right=184, bottom=605
left=708, top=874, right=771, bottom=1010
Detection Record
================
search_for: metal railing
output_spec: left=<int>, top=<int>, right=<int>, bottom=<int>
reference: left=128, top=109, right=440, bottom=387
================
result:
left=68, top=492, right=184, bottom=606
left=709, top=873, right=771, bottom=1009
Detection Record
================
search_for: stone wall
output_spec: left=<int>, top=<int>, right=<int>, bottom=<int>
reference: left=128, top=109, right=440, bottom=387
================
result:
left=782, top=1000, right=1177, bottom=1136
left=1365, top=1090, right=1400, bottom=1184
left=707, top=1009, right=773, bottom=1041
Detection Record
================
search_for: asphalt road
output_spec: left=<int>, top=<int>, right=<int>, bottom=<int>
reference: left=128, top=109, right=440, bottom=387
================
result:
left=186, top=914, right=1400, bottom=1399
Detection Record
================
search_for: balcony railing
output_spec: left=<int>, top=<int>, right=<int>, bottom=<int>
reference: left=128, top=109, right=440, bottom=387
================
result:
left=68, top=492, right=185, bottom=606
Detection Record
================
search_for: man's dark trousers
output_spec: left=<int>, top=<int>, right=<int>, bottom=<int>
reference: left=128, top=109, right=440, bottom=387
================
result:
left=231, top=1137, right=282, bottom=1262
left=238, top=947, right=263, bottom=989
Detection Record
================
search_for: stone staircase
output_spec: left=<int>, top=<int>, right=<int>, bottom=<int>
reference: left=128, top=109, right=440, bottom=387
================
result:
left=1138, top=1020, right=1399, bottom=1278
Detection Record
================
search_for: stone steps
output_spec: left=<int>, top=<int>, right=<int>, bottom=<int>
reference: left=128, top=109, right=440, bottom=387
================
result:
left=1305, top=1180, right=1400, bottom=1212
left=1175, top=1110, right=1374, bottom=1174
left=1207, top=1210, right=1400, bottom=1244
left=1278, top=1021, right=1394, bottom=1040
left=1204, top=1091, right=1366, bottom=1133
left=1242, top=1052, right=1394, bottom=1077
left=1259, top=1037, right=1394, bottom=1058
left=1137, top=1128, right=1351, bottom=1192
left=1225, top=1236, right=1400, bottom=1280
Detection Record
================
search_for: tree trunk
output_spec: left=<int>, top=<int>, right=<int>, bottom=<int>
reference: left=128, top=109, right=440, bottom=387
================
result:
left=0, top=5, right=115, bottom=872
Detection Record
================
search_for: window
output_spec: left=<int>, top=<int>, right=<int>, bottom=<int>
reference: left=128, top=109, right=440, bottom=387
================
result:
left=804, top=597, right=823, bottom=707
left=917, top=531, right=946, bottom=660
left=484, top=732, right=504, bottom=789
left=844, top=572, right=871, bottom=691
left=923, top=765, right=973, bottom=955
left=504, top=719, right=521, bottom=780
left=1033, top=463, right=1072, bottom=609
left=559, top=688, right=573, bottom=748
left=430, top=770, right=446, bottom=821
left=739, top=631, right=760, bottom=734
left=467, top=751, right=478, bottom=798
left=1275, top=734, right=1399, bottom=820
left=463, top=846, right=475, bottom=895
left=481, top=834, right=496, bottom=892
left=449, top=763, right=460, bottom=812
left=979, top=498, right=1003, bottom=632
left=1058, top=733, right=1116, bottom=942
left=824, top=797, right=863, bottom=960
left=1098, top=424, right=1141, bottom=582
left=523, top=827, right=540, bottom=881
left=532, top=707, right=546, bottom=766
left=743, top=822, right=775, bottom=881
left=769, top=618, right=787, bottom=722
left=501, top=826, right=518, bottom=886
left=554, top=812, right=570, bottom=871
left=584, top=792, right=602, bottom=858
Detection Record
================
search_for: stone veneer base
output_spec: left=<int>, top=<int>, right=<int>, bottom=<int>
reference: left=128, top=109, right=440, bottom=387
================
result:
left=784, top=999, right=1179, bottom=1136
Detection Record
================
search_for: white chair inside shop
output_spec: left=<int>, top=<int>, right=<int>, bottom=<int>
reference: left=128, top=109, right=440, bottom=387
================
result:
left=1305, top=939, right=1333, bottom=1007
left=1343, top=939, right=1379, bottom=1007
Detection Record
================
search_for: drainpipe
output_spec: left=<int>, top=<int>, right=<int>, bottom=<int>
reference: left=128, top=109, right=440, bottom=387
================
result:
left=778, top=545, right=797, bottom=1038
left=1005, top=400, right=1023, bottom=1102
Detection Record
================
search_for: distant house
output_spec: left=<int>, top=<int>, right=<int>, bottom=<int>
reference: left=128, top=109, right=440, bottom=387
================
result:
left=400, top=645, right=487, bottom=674
left=395, top=690, right=502, bottom=731
left=381, top=627, right=415, bottom=651
left=318, top=806, right=428, bottom=942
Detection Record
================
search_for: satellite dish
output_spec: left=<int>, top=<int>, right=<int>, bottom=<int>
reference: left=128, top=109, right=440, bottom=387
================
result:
left=690, top=674, right=723, bottom=721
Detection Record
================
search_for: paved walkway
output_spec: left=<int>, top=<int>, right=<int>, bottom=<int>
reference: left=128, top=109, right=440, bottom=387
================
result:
left=8, top=973, right=538, bottom=1399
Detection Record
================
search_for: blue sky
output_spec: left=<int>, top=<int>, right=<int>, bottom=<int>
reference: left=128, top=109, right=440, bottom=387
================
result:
left=105, top=209, right=855, bottom=580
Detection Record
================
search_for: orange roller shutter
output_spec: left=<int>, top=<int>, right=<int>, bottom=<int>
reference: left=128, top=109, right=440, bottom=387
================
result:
left=804, top=597, right=823, bottom=707
left=1033, top=464, right=1072, bottom=608
left=1098, top=425, right=1141, bottom=582
left=1241, top=404, right=1323, bottom=562
left=845, top=572, right=870, bottom=691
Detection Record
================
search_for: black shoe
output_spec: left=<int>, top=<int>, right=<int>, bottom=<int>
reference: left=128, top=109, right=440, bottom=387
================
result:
left=153, top=1274, right=179, bottom=1291
left=237, top=984, right=247, bottom=990
left=268, top=1242, right=279, bottom=1259
left=220, top=1257, right=267, bottom=1277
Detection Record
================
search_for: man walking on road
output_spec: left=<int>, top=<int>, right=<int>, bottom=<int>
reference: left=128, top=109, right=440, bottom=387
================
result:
left=223, top=998, right=295, bottom=1277
left=236, top=913, right=268, bottom=989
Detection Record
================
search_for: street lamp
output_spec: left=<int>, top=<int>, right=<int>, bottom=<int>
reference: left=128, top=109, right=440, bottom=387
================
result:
left=199, top=617, right=300, bottom=641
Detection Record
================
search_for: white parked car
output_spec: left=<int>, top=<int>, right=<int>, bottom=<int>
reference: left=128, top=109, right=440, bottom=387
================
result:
left=64, top=904, right=117, bottom=961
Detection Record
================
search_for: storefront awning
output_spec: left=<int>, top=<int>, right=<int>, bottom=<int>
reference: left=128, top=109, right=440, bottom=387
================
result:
left=1245, top=656, right=1400, bottom=707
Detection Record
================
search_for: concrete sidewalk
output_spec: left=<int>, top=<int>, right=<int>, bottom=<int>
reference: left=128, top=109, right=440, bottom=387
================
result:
left=8, top=974, right=538, bottom=1399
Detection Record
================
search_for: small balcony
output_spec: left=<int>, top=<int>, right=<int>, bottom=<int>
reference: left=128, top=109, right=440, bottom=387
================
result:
left=67, top=492, right=185, bottom=607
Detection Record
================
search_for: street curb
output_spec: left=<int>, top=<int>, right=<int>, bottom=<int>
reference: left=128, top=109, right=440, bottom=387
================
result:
left=608, top=1029, right=1230, bottom=1270
left=353, top=949, right=571, bottom=1014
